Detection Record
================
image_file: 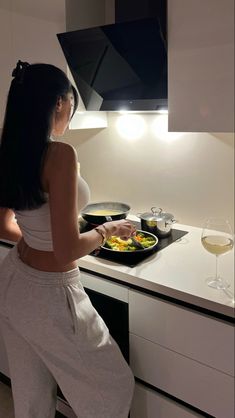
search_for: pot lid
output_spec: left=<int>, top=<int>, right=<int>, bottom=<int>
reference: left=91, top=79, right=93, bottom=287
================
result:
left=139, top=207, right=174, bottom=221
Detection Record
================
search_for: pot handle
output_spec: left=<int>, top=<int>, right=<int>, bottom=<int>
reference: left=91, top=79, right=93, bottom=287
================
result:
left=151, top=207, right=162, bottom=215
left=105, top=216, right=113, bottom=222
left=166, top=218, right=178, bottom=225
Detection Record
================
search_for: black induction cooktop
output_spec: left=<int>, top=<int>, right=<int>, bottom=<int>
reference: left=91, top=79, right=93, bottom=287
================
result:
left=79, top=219, right=188, bottom=268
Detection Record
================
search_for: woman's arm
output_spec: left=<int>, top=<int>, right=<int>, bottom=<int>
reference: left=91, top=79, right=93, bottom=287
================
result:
left=46, top=142, right=135, bottom=265
left=0, top=208, right=22, bottom=242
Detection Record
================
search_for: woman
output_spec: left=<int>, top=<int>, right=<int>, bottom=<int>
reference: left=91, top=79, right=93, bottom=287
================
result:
left=0, top=60, right=135, bottom=418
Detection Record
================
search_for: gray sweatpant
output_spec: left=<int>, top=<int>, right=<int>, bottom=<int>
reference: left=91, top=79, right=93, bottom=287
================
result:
left=0, top=246, right=134, bottom=418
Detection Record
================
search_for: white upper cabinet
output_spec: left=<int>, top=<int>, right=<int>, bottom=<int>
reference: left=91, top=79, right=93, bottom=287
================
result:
left=168, top=0, right=234, bottom=132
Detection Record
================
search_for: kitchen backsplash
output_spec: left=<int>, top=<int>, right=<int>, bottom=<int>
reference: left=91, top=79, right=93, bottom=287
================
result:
left=64, top=113, right=234, bottom=229
left=1, top=114, right=233, bottom=229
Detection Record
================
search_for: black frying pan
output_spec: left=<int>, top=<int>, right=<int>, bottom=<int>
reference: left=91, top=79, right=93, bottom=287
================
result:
left=81, top=201, right=131, bottom=225
left=99, top=230, right=158, bottom=265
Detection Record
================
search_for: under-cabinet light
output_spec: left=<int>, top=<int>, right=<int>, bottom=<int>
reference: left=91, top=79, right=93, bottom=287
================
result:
left=151, top=115, right=182, bottom=141
left=116, top=114, right=146, bottom=140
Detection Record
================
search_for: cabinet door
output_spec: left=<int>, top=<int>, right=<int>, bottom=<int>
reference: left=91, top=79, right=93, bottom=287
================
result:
left=168, top=0, right=234, bottom=132
left=129, top=290, right=234, bottom=376
left=129, top=290, right=235, bottom=418
left=130, top=382, right=203, bottom=418
left=130, top=334, right=235, bottom=418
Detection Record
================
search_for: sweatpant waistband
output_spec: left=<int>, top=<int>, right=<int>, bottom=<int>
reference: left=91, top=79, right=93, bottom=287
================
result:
left=9, top=245, right=80, bottom=286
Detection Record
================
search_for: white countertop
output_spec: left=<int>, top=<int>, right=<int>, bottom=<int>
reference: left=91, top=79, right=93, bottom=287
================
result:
left=0, top=220, right=234, bottom=318
left=77, top=220, right=235, bottom=318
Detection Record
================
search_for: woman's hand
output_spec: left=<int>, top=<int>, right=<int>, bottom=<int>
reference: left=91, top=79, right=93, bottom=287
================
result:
left=103, top=219, right=136, bottom=240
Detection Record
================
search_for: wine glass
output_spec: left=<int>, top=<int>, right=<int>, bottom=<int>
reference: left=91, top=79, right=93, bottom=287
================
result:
left=201, top=218, right=234, bottom=290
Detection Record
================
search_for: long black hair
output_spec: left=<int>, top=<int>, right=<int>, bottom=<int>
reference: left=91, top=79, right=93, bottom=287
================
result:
left=0, top=60, right=78, bottom=210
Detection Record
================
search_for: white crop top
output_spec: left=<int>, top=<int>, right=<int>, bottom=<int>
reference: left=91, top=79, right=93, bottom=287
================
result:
left=14, top=175, right=90, bottom=251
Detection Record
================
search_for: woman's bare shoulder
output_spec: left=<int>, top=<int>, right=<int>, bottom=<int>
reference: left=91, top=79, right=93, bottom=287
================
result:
left=45, top=141, right=77, bottom=172
left=47, top=141, right=77, bottom=162
left=42, top=141, right=77, bottom=191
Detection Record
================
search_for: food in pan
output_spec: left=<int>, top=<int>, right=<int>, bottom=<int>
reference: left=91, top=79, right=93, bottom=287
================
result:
left=87, top=209, right=123, bottom=216
left=104, top=232, right=157, bottom=252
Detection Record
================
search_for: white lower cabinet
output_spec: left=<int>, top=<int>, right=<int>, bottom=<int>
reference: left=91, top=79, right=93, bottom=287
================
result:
left=130, top=382, right=202, bottom=418
left=130, top=333, right=234, bottom=418
left=129, top=290, right=235, bottom=418
left=129, top=290, right=234, bottom=376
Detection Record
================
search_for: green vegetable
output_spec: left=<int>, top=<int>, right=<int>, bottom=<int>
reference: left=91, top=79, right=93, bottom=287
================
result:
left=104, top=232, right=156, bottom=252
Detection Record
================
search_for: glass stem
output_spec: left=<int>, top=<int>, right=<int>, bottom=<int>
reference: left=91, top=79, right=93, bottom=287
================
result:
left=215, top=255, right=219, bottom=281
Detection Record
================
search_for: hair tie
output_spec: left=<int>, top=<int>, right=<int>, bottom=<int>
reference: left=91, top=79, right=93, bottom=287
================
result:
left=12, top=60, right=30, bottom=84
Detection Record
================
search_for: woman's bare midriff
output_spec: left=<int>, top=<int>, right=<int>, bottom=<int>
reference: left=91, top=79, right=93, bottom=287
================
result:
left=17, top=238, right=78, bottom=272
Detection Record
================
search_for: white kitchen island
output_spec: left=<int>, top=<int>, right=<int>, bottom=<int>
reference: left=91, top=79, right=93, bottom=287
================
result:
left=0, top=222, right=234, bottom=418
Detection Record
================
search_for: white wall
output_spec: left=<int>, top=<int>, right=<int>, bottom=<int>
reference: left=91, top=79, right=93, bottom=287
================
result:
left=0, top=0, right=66, bottom=126
left=66, top=0, right=106, bottom=31
left=65, top=113, right=234, bottom=229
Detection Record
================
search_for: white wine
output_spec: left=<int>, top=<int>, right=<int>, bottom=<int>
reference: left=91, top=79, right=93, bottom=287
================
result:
left=201, top=235, right=234, bottom=255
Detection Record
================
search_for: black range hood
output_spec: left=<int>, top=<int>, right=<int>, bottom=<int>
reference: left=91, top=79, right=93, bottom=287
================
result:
left=57, top=2, right=167, bottom=111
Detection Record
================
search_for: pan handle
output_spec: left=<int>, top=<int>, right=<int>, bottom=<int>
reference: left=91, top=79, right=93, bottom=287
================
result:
left=105, top=216, right=112, bottom=222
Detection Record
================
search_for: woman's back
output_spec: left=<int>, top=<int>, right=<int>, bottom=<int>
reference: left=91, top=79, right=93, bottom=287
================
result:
left=15, top=146, right=90, bottom=252
left=17, top=141, right=90, bottom=272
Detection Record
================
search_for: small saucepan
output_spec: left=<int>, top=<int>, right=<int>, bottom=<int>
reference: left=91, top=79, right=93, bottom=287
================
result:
left=81, top=201, right=131, bottom=225
left=138, top=207, right=177, bottom=238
